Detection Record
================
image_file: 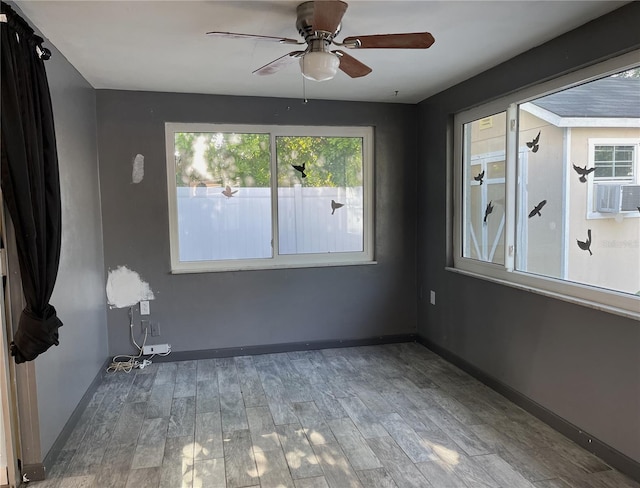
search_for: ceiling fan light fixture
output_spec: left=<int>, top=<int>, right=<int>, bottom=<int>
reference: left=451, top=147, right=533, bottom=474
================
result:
left=300, top=51, right=339, bottom=81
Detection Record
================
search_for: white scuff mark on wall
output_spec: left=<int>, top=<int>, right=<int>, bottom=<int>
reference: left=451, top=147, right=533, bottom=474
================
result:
left=106, top=265, right=155, bottom=308
left=132, top=154, right=144, bottom=184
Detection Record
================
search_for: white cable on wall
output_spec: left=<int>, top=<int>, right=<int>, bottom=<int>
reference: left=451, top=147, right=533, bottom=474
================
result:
left=106, top=306, right=151, bottom=373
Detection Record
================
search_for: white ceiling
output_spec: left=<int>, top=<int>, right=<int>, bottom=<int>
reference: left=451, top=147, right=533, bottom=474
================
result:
left=17, top=0, right=628, bottom=104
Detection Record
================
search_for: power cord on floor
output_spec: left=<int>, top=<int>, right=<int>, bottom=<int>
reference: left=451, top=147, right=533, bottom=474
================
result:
left=106, top=306, right=152, bottom=373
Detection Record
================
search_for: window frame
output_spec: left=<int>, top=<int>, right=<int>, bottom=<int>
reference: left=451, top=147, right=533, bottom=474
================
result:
left=452, top=50, right=640, bottom=319
left=165, top=123, right=375, bottom=273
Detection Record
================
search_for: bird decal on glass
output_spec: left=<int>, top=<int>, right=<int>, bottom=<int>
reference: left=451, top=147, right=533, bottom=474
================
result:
left=528, top=200, right=547, bottom=218
left=572, top=164, right=596, bottom=183
left=577, top=229, right=592, bottom=256
left=526, top=131, right=541, bottom=153
left=483, top=201, right=494, bottom=224
left=222, top=185, right=238, bottom=198
left=292, top=163, right=307, bottom=178
left=331, top=200, right=344, bottom=215
left=474, top=170, right=485, bottom=185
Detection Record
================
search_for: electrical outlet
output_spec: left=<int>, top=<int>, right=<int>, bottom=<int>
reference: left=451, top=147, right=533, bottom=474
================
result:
left=430, top=290, right=436, bottom=305
left=142, top=344, right=170, bottom=355
left=150, top=322, right=160, bottom=337
left=140, top=300, right=150, bottom=315
left=141, top=320, right=149, bottom=335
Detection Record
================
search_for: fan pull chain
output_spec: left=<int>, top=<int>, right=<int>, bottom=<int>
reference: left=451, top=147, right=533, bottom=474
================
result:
left=302, top=75, right=308, bottom=104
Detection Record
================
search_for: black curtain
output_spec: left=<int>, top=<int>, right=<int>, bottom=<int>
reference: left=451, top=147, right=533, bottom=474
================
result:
left=1, top=2, right=63, bottom=363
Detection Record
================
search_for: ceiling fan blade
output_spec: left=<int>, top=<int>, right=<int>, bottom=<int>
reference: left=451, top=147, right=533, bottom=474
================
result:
left=253, top=51, right=305, bottom=76
left=312, top=0, right=348, bottom=34
left=343, top=32, right=435, bottom=49
left=207, top=31, right=303, bottom=45
left=333, top=50, right=372, bottom=78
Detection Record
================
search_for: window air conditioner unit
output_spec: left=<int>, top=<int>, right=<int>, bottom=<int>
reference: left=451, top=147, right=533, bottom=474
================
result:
left=595, top=184, right=640, bottom=213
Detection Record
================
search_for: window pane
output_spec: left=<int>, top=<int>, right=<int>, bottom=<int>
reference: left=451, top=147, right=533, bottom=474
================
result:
left=615, top=146, right=633, bottom=161
left=516, top=109, right=564, bottom=279
left=462, top=112, right=506, bottom=265
left=517, top=67, right=640, bottom=295
left=276, top=136, right=364, bottom=255
left=594, top=146, right=613, bottom=161
left=594, top=165, right=612, bottom=178
left=614, top=163, right=633, bottom=178
left=174, top=132, right=272, bottom=262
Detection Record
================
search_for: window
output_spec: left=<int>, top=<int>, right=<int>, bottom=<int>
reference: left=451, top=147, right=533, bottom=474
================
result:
left=587, top=139, right=640, bottom=218
left=454, top=52, right=640, bottom=318
left=593, top=143, right=635, bottom=181
left=165, top=124, right=373, bottom=272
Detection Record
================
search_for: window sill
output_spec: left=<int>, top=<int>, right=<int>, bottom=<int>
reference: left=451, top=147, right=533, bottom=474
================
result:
left=445, top=266, right=640, bottom=321
left=171, top=260, right=378, bottom=274
left=586, top=211, right=640, bottom=220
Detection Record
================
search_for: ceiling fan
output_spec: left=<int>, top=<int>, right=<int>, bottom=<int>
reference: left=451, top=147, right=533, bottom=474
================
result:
left=207, top=0, right=435, bottom=82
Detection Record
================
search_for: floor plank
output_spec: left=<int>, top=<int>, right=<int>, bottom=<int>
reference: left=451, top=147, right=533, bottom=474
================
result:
left=327, top=417, right=382, bottom=470
left=338, top=396, right=389, bottom=439
left=235, top=356, right=268, bottom=407
left=254, top=448, right=296, bottom=488
left=294, top=476, right=330, bottom=488
left=195, top=410, right=224, bottom=460
left=223, top=429, right=259, bottom=488
left=356, top=467, right=398, bottom=488
left=193, top=458, right=226, bottom=488
left=167, top=396, right=196, bottom=438
left=293, top=401, right=337, bottom=445
left=473, top=453, right=538, bottom=488
left=246, top=405, right=281, bottom=453
left=416, top=459, right=469, bottom=488
left=379, top=412, right=438, bottom=463
left=312, top=442, right=364, bottom=488
left=276, top=423, right=324, bottom=480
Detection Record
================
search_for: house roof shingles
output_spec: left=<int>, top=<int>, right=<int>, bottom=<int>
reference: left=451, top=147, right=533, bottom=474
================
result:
left=532, top=76, right=640, bottom=118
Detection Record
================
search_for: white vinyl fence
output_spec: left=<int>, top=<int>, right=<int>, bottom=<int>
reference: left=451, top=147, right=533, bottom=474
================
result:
left=177, top=185, right=363, bottom=262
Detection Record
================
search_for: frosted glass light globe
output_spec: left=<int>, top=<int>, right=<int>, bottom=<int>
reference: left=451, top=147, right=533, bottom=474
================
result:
left=300, top=51, right=340, bottom=81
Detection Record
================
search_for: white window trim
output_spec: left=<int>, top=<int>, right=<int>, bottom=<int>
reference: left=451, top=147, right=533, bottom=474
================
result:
left=586, top=138, right=640, bottom=220
left=453, top=50, right=640, bottom=320
left=165, top=123, right=375, bottom=273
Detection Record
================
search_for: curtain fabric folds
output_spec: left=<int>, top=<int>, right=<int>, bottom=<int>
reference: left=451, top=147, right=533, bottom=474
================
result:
left=1, top=2, right=63, bottom=363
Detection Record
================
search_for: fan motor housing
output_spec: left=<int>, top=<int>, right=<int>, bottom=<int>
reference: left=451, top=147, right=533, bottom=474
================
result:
left=296, top=1, right=343, bottom=41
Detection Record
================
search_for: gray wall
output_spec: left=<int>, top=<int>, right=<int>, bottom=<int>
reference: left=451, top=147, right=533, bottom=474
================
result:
left=417, top=3, right=640, bottom=463
left=96, top=92, right=418, bottom=356
left=33, top=35, right=108, bottom=455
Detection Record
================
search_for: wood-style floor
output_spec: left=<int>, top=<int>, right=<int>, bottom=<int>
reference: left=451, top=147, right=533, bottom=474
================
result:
left=32, top=343, right=638, bottom=488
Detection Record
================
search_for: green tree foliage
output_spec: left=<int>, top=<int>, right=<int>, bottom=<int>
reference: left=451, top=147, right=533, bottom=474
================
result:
left=174, top=132, right=363, bottom=189
left=277, top=136, right=362, bottom=188
left=174, top=132, right=270, bottom=187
